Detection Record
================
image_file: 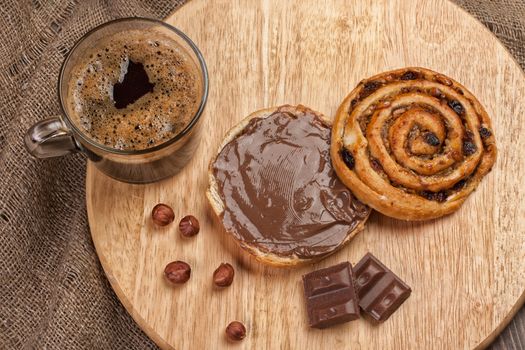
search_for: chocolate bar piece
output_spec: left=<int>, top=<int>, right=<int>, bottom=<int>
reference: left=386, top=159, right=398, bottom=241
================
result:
left=302, top=262, right=360, bottom=328
left=354, top=253, right=411, bottom=322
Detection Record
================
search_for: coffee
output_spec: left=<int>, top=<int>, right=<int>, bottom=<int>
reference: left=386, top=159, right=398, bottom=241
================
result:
left=66, top=29, right=202, bottom=150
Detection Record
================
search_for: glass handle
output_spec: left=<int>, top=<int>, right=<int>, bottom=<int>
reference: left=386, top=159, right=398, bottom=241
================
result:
left=24, top=117, right=80, bottom=158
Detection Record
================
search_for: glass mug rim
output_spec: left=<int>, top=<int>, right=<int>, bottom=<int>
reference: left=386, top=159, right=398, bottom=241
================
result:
left=58, top=17, right=209, bottom=155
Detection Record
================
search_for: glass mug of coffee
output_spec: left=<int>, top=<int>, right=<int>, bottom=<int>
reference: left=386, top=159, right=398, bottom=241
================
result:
left=24, top=18, right=208, bottom=183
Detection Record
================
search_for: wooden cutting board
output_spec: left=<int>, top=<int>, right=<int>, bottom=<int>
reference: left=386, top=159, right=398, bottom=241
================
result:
left=86, top=0, right=525, bottom=349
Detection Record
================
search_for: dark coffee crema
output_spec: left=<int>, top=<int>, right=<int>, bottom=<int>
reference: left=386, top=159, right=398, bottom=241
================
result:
left=67, top=30, right=202, bottom=150
left=212, top=106, right=370, bottom=259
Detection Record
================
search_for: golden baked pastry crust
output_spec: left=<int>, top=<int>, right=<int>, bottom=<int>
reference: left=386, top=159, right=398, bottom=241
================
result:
left=331, top=67, right=497, bottom=221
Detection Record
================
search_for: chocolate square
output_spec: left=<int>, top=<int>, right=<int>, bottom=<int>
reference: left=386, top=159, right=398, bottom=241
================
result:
left=354, top=253, right=411, bottom=322
left=302, top=262, right=360, bottom=328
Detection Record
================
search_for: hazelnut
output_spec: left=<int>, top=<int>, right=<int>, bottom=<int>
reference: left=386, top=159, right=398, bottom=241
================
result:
left=213, top=263, right=235, bottom=287
left=151, top=204, right=174, bottom=226
left=225, top=321, right=246, bottom=342
left=179, top=215, right=200, bottom=237
left=164, top=261, right=191, bottom=284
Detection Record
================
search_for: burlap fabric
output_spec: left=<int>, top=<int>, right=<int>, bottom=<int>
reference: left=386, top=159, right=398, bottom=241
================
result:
left=0, top=1, right=523, bottom=349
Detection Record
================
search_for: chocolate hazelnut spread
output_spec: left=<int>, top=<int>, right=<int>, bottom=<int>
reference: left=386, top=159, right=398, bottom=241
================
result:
left=212, top=106, right=370, bottom=259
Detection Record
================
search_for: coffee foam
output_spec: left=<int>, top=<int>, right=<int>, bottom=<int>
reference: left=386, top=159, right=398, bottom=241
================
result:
left=66, top=29, right=202, bottom=150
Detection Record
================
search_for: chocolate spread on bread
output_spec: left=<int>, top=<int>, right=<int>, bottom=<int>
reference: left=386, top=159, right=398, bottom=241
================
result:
left=212, top=106, right=370, bottom=259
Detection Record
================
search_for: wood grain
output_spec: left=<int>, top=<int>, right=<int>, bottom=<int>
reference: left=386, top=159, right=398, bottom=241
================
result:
left=86, top=0, right=525, bottom=349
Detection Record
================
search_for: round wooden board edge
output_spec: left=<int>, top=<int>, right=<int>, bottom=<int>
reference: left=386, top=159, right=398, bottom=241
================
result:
left=84, top=0, right=525, bottom=348
left=440, top=3, right=525, bottom=348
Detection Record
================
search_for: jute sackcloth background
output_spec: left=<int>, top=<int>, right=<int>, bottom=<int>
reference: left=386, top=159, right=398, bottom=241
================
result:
left=0, top=0, right=523, bottom=349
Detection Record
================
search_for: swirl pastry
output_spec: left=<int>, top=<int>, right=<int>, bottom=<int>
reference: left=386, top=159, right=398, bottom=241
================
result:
left=331, top=67, right=497, bottom=220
